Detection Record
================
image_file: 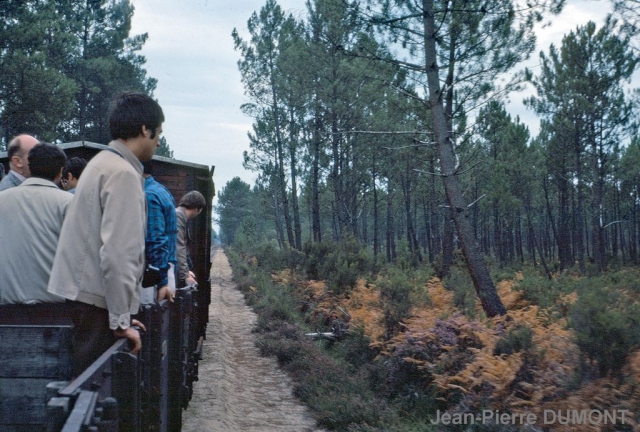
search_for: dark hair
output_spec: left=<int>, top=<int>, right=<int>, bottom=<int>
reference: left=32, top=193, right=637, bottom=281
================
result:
left=62, top=157, right=87, bottom=180
left=142, top=160, right=154, bottom=175
left=179, top=191, right=206, bottom=210
left=108, top=91, right=165, bottom=140
left=7, top=137, right=20, bottom=160
left=28, top=143, right=67, bottom=181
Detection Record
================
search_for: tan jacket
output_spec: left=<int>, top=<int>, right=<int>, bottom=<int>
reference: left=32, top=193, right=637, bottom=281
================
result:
left=48, top=140, right=146, bottom=329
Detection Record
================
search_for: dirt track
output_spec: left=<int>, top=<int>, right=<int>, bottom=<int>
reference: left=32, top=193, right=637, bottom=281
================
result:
left=182, top=247, right=321, bottom=432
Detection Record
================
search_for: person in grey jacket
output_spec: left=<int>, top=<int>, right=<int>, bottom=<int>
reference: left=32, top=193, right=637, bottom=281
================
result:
left=0, top=143, right=72, bottom=309
left=48, top=91, right=163, bottom=375
left=0, top=134, right=38, bottom=192
left=176, top=190, right=206, bottom=288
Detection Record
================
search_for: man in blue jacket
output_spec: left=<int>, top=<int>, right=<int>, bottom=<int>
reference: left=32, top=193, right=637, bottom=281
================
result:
left=142, top=160, right=178, bottom=304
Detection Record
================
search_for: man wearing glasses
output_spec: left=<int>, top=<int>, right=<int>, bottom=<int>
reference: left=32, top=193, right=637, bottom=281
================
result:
left=48, top=91, right=164, bottom=376
left=60, top=157, right=87, bottom=194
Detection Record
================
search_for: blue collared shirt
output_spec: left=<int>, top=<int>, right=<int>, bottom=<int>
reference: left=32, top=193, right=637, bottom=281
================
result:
left=144, top=176, right=177, bottom=286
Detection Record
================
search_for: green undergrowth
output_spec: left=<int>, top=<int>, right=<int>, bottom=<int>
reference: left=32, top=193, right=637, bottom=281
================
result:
left=514, top=265, right=640, bottom=378
left=226, top=241, right=640, bottom=429
left=226, top=244, right=441, bottom=431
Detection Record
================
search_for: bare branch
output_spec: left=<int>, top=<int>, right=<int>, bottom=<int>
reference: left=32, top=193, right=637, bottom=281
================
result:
left=413, top=168, right=445, bottom=177
left=371, top=13, right=424, bottom=26
left=332, top=130, right=429, bottom=136
left=337, top=306, right=351, bottom=319
left=384, top=81, right=430, bottom=106
left=603, top=220, right=626, bottom=229
left=304, top=332, right=337, bottom=341
left=384, top=143, right=434, bottom=150
left=411, top=137, right=437, bottom=147
left=454, top=159, right=485, bottom=176
left=467, top=194, right=486, bottom=208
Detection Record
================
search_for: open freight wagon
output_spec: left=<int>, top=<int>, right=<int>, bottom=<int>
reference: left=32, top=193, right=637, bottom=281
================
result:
left=0, top=141, right=215, bottom=431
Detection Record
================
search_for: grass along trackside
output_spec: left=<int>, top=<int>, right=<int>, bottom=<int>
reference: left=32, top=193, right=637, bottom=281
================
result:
left=226, top=241, right=640, bottom=431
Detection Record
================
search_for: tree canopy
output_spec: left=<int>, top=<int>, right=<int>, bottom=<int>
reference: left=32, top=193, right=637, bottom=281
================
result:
left=227, top=0, right=640, bottom=319
left=0, top=0, right=156, bottom=147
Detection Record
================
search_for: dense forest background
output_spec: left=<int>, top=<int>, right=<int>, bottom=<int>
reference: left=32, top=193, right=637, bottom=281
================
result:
left=0, top=0, right=173, bottom=156
left=3, top=0, right=640, bottom=429
left=218, top=2, right=640, bottom=429
left=217, top=0, right=640, bottom=284
left=217, top=0, right=640, bottom=431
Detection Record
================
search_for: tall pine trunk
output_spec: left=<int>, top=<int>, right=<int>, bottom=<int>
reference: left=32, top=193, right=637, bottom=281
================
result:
left=269, top=67, right=294, bottom=248
left=428, top=155, right=441, bottom=262
left=590, top=140, right=606, bottom=272
left=373, top=154, right=380, bottom=261
left=386, top=179, right=396, bottom=262
left=422, top=0, right=505, bottom=317
left=439, top=1, right=458, bottom=278
left=288, top=108, right=302, bottom=250
left=271, top=183, right=285, bottom=249
left=311, top=103, right=322, bottom=243
left=331, top=110, right=344, bottom=240
left=574, top=132, right=586, bottom=273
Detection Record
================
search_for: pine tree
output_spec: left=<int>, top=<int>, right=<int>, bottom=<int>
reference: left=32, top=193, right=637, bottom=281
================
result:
left=0, top=0, right=155, bottom=145
left=234, top=0, right=296, bottom=248
left=215, top=177, right=256, bottom=244
left=156, top=136, right=173, bottom=158
left=476, top=101, right=531, bottom=265
left=0, top=0, right=77, bottom=142
left=526, top=20, right=638, bottom=273
left=359, top=0, right=564, bottom=315
left=55, top=0, right=157, bottom=143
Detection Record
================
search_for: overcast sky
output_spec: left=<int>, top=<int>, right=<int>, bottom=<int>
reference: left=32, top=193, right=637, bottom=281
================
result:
left=129, top=0, right=616, bottom=210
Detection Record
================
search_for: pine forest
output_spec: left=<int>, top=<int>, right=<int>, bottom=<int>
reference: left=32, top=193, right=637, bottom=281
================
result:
left=220, top=0, right=640, bottom=430
left=2, top=0, right=640, bottom=430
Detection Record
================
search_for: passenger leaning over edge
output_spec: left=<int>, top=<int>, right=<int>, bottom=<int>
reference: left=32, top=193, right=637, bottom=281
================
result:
left=0, top=143, right=72, bottom=316
left=60, top=156, right=87, bottom=193
left=176, top=190, right=207, bottom=288
left=48, top=91, right=164, bottom=376
left=0, top=134, right=38, bottom=192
